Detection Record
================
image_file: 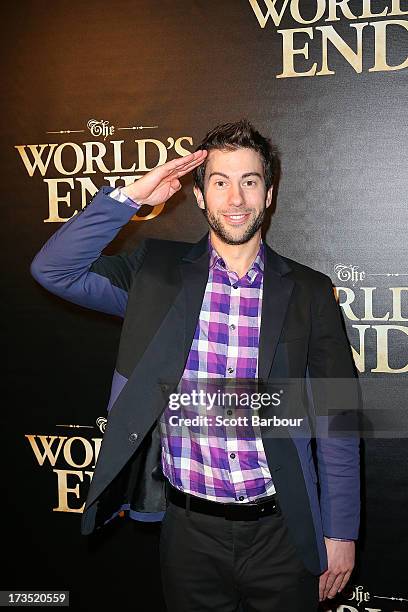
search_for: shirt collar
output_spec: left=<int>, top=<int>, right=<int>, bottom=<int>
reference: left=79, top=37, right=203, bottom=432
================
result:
left=208, top=235, right=265, bottom=283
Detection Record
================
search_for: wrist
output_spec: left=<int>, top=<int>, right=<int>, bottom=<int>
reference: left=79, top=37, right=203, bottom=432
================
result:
left=120, top=184, right=144, bottom=205
left=109, top=187, right=142, bottom=211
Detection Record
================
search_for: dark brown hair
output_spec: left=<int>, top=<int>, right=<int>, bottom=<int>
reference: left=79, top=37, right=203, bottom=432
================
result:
left=193, top=119, right=278, bottom=193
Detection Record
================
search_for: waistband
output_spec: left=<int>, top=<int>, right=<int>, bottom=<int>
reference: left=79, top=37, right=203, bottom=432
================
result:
left=165, top=481, right=279, bottom=521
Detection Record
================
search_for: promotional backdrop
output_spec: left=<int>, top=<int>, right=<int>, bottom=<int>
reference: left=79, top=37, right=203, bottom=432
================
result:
left=3, top=1, right=408, bottom=610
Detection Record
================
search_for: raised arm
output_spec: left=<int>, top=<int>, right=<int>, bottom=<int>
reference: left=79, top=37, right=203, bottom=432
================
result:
left=30, top=150, right=207, bottom=317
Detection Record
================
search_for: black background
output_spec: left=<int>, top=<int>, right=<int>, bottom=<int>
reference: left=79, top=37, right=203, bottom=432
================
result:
left=2, top=1, right=408, bottom=610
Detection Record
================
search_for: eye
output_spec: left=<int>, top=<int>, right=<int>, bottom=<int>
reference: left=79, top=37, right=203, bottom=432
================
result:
left=215, top=180, right=226, bottom=187
left=243, top=179, right=256, bottom=187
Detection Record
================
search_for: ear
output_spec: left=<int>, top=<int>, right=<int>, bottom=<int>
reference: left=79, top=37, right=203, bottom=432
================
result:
left=193, top=186, right=205, bottom=210
left=265, top=186, right=273, bottom=209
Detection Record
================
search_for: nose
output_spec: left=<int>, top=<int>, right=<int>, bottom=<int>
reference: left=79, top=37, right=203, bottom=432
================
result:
left=228, top=184, right=244, bottom=207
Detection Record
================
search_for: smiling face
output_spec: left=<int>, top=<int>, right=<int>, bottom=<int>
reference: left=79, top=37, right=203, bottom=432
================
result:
left=194, top=147, right=273, bottom=246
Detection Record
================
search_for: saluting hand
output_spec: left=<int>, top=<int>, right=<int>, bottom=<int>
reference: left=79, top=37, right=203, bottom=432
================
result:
left=120, top=149, right=207, bottom=207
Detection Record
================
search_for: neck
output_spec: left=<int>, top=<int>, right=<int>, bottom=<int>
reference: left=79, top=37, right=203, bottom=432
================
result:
left=209, top=230, right=262, bottom=278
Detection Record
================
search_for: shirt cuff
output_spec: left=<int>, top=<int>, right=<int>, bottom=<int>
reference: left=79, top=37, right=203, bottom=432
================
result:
left=109, top=187, right=142, bottom=211
left=325, top=537, right=354, bottom=542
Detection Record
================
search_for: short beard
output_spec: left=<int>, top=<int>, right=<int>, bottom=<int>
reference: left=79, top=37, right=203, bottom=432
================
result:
left=202, top=201, right=266, bottom=245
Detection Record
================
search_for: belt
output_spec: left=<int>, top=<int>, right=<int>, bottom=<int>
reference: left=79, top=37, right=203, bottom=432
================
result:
left=166, top=483, right=278, bottom=521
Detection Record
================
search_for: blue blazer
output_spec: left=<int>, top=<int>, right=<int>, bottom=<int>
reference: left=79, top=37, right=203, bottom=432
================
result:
left=31, top=186, right=360, bottom=576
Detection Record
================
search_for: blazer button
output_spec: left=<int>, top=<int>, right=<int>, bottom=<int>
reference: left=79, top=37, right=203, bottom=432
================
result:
left=128, top=432, right=139, bottom=443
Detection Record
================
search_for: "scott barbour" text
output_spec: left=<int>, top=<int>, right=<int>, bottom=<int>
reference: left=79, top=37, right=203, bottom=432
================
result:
left=168, top=415, right=304, bottom=428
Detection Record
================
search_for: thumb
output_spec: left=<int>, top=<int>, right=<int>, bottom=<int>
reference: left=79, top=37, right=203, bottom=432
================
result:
left=171, top=178, right=181, bottom=190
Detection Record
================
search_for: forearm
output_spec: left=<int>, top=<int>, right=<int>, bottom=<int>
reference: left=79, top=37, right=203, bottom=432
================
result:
left=308, top=274, right=361, bottom=540
left=31, top=186, right=138, bottom=277
left=30, top=186, right=143, bottom=316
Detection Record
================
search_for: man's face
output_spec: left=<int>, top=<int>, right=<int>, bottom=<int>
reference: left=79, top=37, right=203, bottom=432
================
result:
left=194, top=148, right=273, bottom=245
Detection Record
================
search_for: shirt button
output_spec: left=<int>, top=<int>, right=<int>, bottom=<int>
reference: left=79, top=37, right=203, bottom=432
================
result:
left=227, top=409, right=233, bottom=415
left=227, top=367, right=234, bottom=374
left=128, top=432, right=139, bottom=443
left=230, top=453, right=236, bottom=459
left=232, top=284, right=238, bottom=289
left=238, top=496, right=245, bottom=501
left=230, top=324, right=236, bottom=330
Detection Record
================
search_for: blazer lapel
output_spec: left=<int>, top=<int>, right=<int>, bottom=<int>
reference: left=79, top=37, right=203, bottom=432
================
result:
left=258, top=243, right=294, bottom=382
left=179, top=232, right=210, bottom=361
left=179, top=235, right=295, bottom=381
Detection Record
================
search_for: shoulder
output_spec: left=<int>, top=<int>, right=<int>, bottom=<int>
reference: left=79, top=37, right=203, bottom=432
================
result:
left=143, top=237, right=196, bottom=259
left=129, top=237, right=198, bottom=273
left=269, top=243, right=331, bottom=283
left=287, top=256, right=331, bottom=284
left=144, top=237, right=195, bottom=251
left=270, top=248, right=334, bottom=296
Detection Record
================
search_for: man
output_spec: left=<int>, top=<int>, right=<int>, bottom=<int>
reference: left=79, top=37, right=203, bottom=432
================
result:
left=31, top=120, right=360, bottom=612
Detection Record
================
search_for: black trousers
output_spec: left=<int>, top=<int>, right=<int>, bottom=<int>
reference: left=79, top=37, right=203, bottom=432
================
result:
left=159, top=498, right=319, bottom=612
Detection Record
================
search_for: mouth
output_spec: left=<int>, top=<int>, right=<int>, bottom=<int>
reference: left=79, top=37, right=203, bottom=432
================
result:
left=222, top=213, right=251, bottom=225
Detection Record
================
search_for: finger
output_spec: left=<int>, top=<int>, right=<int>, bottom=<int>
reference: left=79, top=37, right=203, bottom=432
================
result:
left=337, top=570, right=352, bottom=593
left=319, top=571, right=329, bottom=601
left=326, top=572, right=345, bottom=599
left=158, top=151, right=207, bottom=181
left=163, top=159, right=206, bottom=185
left=169, top=150, right=207, bottom=172
left=172, top=151, right=207, bottom=175
left=168, top=179, right=182, bottom=197
left=170, top=178, right=181, bottom=191
left=175, top=158, right=207, bottom=178
left=180, top=149, right=207, bottom=162
left=150, top=151, right=199, bottom=180
left=322, top=571, right=336, bottom=600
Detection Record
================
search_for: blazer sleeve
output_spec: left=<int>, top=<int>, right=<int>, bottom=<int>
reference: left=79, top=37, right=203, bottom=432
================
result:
left=30, top=186, right=148, bottom=318
left=307, top=274, right=361, bottom=540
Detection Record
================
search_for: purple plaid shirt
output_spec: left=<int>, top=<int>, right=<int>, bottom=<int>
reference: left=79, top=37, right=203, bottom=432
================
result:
left=109, top=187, right=275, bottom=504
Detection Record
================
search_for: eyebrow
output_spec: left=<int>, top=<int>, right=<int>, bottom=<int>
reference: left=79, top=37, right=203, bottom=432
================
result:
left=208, top=172, right=263, bottom=180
